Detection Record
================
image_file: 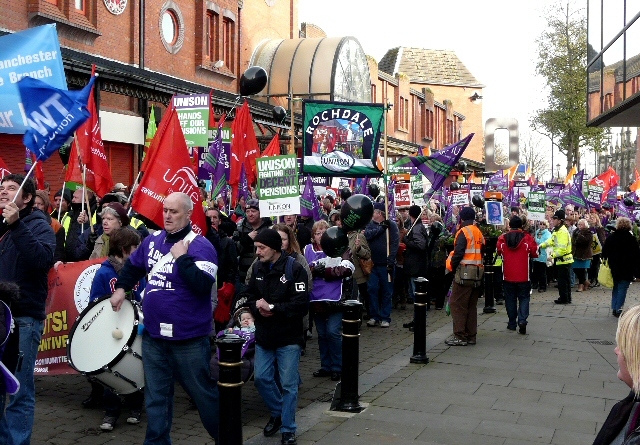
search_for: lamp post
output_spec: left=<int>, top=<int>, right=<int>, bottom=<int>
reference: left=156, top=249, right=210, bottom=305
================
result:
left=556, top=163, right=561, bottom=181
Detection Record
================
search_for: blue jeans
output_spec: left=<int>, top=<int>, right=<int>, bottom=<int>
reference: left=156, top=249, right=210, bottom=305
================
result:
left=367, top=265, right=393, bottom=322
left=142, top=333, right=219, bottom=445
left=314, top=311, right=342, bottom=372
left=407, top=277, right=416, bottom=303
left=612, top=279, right=631, bottom=312
left=254, top=344, right=301, bottom=433
left=503, top=282, right=531, bottom=329
left=0, top=317, right=43, bottom=445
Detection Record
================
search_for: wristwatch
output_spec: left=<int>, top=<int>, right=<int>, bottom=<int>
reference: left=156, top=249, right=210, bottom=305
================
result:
left=268, top=304, right=274, bottom=311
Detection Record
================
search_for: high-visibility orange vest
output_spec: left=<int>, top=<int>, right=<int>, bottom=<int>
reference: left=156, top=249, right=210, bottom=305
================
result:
left=446, top=225, right=485, bottom=271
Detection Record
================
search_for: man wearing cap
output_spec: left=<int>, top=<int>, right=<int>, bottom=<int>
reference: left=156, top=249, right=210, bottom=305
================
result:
left=240, top=228, right=309, bottom=445
left=445, top=206, right=485, bottom=346
left=540, top=209, right=574, bottom=304
left=0, top=174, right=55, bottom=445
left=110, top=192, right=220, bottom=444
left=497, top=216, right=539, bottom=334
left=111, top=182, right=127, bottom=193
left=234, top=198, right=273, bottom=293
left=364, top=202, right=399, bottom=328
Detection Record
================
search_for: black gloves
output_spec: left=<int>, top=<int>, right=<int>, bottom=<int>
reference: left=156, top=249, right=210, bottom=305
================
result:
left=88, top=232, right=99, bottom=245
left=312, top=263, right=326, bottom=277
left=380, top=220, right=390, bottom=229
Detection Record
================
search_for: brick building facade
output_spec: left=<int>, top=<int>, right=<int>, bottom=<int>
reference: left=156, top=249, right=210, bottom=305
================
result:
left=0, top=0, right=297, bottom=194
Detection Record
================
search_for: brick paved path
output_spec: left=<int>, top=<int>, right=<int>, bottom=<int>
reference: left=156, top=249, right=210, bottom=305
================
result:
left=30, top=282, right=638, bottom=444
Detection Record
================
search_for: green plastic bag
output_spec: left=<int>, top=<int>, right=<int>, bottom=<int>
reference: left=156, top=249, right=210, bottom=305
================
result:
left=598, top=260, right=614, bottom=289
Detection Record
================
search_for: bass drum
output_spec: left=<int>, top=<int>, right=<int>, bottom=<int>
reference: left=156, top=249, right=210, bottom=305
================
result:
left=67, top=296, right=144, bottom=395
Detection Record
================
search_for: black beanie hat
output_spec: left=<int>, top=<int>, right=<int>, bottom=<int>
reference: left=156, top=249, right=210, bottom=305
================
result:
left=54, top=188, right=72, bottom=204
left=553, top=209, right=566, bottom=220
left=509, top=216, right=523, bottom=229
left=409, top=205, right=422, bottom=219
left=254, top=228, right=282, bottom=251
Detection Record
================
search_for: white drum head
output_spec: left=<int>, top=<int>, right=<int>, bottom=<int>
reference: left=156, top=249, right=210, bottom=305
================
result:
left=67, top=297, right=138, bottom=374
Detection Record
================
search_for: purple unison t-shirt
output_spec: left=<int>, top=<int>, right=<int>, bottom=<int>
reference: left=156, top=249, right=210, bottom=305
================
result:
left=129, top=230, right=218, bottom=340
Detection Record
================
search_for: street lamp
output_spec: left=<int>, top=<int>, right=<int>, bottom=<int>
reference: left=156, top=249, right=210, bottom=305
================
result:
left=556, top=163, right=561, bottom=181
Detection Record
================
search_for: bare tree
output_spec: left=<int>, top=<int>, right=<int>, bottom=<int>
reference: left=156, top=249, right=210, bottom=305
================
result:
left=520, top=132, right=550, bottom=181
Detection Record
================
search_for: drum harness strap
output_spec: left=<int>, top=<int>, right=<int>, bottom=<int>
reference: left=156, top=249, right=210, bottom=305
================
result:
left=148, top=231, right=197, bottom=280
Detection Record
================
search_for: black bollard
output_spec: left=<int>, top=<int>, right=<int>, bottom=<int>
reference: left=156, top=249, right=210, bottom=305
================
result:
left=483, top=265, right=497, bottom=313
left=217, top=335, right=245, bottom=445
left=410, top=277, right=429, bottom=364
left=334, top=300, right=363, bottom=413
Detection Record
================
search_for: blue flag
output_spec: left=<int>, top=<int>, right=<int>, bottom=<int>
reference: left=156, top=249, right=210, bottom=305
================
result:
left=19, top=76, right=95, bottom=161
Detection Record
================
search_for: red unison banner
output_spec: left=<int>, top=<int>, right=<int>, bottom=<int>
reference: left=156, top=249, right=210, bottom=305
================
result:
left=35, top=258, right=104, bottom=375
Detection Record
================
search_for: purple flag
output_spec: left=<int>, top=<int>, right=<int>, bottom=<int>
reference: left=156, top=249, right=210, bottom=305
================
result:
left=607, top=186, right=618, bottom=205
left=203, top=118, right=227, bottom=198
left=238, top=164, right=249, bottom=203
left=391, top=134, right=474, bottom=193
left=573, top=169, right=585, bottom=189
left=300, top=175, right=321, bottom=220
left=484, top=171, right=509, bottom=193
left=560, top=183, right=588, bottom=209
left=444, top=200, right=455, bottom=232
left=617, top=201, right=634, bottom=219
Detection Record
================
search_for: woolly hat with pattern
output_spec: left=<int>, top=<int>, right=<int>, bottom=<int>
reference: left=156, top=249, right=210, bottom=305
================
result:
left=254, top=228, right=282, bottom=251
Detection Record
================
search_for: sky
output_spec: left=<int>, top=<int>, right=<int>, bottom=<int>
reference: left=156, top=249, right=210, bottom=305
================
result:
left=298, top=0, right=566, bottom=171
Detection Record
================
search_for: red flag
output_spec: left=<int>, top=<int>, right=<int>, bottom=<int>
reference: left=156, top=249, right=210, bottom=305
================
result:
left=589, top=166, right=620, bottom=202
left=31, top=152, right=45, bottom=190
left=260, top=133, right=281, bottom=158
left=0, top=156, right=10, bottom=178
left=70, top=65, right=114, bottom=196
left=131, top=107, right=207, bottom=235
left=229, top=101, right=259, bottom=186
left=64, top=141, right=83, bottom=184
left=141, top=98, right=175, bottom=173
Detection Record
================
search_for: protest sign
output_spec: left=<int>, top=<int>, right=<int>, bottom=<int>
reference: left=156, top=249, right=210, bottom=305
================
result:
left=256, top=154, right=300, bottom=216
left=411, top=175, right=425, bottom=206
left=302, top=100, right=385, bottom=177
left=450, top=189, right=470, bottom=206
left=200, top=124, right=231, bottom=180
left=173, top=94, right=210, bottom=147
left=586, top=184, right=604, bottom=209
left=0, top=25, right=67, bottom=135
left=36, top=258, right=104, bottom=375
left=527, top=192, right=546, bottom=221
left=394, top=182, right=411, bottom=207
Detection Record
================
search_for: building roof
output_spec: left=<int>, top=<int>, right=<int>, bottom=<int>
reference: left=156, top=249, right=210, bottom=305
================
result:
left=378, top=47, right=485, bottom=88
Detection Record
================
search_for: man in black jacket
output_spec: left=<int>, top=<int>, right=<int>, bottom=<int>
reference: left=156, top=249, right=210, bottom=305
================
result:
left=241, top=229, right=309, bottom=445
left=234, top=198, right=273, bottom=293
left=0, top=174, right=55, bottom=445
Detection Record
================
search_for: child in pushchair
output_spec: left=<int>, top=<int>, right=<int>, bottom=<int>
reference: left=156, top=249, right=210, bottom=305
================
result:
left=210, top=307, right=255, bottom=382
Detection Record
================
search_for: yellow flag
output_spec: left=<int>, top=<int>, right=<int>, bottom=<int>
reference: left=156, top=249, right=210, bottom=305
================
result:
left=564, top=166, right=577, bottom=185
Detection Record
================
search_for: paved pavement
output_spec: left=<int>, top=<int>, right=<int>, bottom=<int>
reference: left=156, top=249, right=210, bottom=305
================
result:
left=30, top=283, right=639, bottom=445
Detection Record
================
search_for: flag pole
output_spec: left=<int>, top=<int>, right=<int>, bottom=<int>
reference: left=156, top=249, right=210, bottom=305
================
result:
left=126, top=171, right=142, bottom=216
left=383, top=103, right=391, bottom=282
left=56, top=180, right=66, bottom=220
